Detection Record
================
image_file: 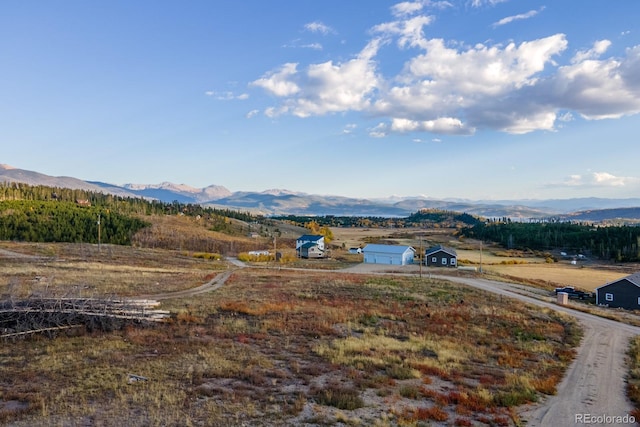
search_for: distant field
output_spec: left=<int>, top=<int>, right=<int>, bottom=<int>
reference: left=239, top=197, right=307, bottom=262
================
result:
left=483, top=263, right=628, bottom=291
left=330, top=227, right=634, bottom=291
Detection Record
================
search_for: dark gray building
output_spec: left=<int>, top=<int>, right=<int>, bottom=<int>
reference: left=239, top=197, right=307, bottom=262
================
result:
left=425, top=245, right=457, bottom=267
left=596, top=272, right=640, bottom=310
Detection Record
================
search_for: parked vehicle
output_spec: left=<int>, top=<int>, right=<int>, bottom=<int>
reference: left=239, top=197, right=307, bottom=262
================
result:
left=554, top=286, right=593, bottom=300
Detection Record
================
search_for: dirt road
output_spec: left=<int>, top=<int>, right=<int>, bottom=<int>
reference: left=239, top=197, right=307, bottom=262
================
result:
left=436, top=274, right=640, bottom=427
left=137, top=268, right=236, bottom=301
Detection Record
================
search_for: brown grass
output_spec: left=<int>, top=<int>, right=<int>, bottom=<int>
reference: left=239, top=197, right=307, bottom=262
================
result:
left=0, top=249, right=583, bottom=426
left=0, top=242, right=228, bottom=297
left=484, top=263, right=627, bottom=291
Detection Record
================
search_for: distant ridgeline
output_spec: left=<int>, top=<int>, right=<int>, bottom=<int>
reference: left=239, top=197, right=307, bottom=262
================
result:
left=462, top=219, right=640, bottom=262
left=0, top=182, right=259, bottom=244
left=274, top=210, right=481, bottom=228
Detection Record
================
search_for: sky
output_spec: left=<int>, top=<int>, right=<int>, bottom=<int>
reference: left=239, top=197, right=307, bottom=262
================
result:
left=2, top=0, right=640, bottom=201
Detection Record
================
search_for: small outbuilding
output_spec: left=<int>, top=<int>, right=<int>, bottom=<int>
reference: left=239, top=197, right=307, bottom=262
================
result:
left=425, top=245, right=457, bottom=267
left=362, top=244, right=415, bottom=265
left=595, top=272, right=640, bottom=310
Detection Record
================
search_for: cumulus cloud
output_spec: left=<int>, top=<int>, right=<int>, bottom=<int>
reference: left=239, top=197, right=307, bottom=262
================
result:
left=571, top=39, right=611, bottom=64
left=547, top=44, right=640, bottom=119
left=492, top=7, right=544, bottom=28
left=250, top=63, right=301, bottom=97
left=251, top=40, right=382, bottom=118
left=391, top=1, right=452, bottom=17
left=561, top=172, right=640, bottom=188
left=247, top=1, right=640, bottom=136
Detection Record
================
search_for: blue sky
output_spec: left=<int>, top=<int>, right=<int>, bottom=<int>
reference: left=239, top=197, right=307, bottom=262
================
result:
left=2, top=0, right=640, bottom=201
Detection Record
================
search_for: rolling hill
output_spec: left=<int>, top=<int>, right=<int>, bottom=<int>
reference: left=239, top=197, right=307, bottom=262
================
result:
left=2, top=163, right=640, bottom=219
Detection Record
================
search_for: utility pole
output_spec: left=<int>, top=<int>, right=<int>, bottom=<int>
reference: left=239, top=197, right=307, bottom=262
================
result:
left=419, top=237, right=423, bottom=279
left=273, top=235, right=277, bottom=266
left=97, top=213, right=101, bottom=252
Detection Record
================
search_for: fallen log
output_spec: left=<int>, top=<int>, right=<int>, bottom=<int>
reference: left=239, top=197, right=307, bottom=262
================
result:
left=0, top=324, right=83, bottom=338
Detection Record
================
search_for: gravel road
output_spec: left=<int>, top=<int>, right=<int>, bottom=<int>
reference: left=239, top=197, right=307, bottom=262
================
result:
left=434, top=274, right=640, bottom=427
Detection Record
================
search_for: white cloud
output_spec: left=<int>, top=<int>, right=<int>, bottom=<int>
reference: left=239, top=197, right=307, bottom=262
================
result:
left=254, top=41, right=382, bottom=118
left=302, top=43, right=323, bottom=50
left=557, top=112, right=573, bottom=122
left=283, top=39, right=323, bottom=50
left=373, top=15, right=434, bottom=49
left=390, top=117, right=474, bottom=135
left=391, top=1, right=452, bottom=17
left=305, top=21, right=335, bottom=35
left=561, top=172, right=639, bottom=188
left=571, top=39, right=611, bottom=64
left=205, top=91, right=249, bottom=101
left=246, top=109, right=259, bottom=119
left=369, top=123, right=388, bottom=138
left=548, top=44, right=640, bottom=120
left=343, top=123, right=357, bottom=134
left=391, top=1, right=426, bottom=17
left=593, top=172, right=629, bottom=187
left=492, top=7, right=544, bottom=28
left=250, top=63, right=300, bottom=97
left=470, top=0, right=508, bottom=7
left=248, top=5, right=640, bottom=137
left=402, top=35, right=567, bottom=95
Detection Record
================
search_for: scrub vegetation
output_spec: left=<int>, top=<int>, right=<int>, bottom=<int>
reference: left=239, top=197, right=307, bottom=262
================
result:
left=0, top=248, right=581, bottom=426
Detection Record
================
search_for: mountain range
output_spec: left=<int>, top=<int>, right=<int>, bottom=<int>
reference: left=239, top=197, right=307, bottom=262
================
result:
left=2, top=163, right=640, bottom=221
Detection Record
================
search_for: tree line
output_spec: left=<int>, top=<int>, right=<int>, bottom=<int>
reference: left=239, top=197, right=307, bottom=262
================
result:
left=462, top=219, right=640, bottom=262
left=0, top=200, right=148, bottom=244
left=0, top=182, right=261, bottom=245
left=275, top=209, right=480, bottom=229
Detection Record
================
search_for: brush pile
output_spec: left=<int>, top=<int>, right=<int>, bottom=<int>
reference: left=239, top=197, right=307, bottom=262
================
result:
left=0, top=297, right=169, bottom=338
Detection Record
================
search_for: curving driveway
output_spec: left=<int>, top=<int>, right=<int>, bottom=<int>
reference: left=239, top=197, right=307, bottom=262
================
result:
left=434, top=274, right=639, bottom=427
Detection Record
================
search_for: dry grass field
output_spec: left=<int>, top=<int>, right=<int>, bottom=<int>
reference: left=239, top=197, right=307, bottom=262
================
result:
left=0, top=242, right=228, bottom=298
left=0, top=222, right=636, bottom=426
left=1, top=266, right=580, bottom=426
left=481, top=263, right=628, bottom=292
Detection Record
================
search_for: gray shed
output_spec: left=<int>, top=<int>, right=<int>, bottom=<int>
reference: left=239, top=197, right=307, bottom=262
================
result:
left=595, top=272, right=640, bottom=310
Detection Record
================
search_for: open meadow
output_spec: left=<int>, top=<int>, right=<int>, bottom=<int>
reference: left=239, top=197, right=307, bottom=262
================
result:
left=1, top=221, right=639, bottom=426
left=0, top=240, right=582, bottom=426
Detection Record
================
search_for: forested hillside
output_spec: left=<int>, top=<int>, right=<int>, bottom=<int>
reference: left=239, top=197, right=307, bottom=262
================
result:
left=463, top=219, right=640, bottom=262
left=0, top=200, right=147, bottom=244
left=0, top=182, right=260, bottom=246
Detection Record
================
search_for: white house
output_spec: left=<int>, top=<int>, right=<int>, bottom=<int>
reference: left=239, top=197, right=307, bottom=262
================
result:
left=362, top=244, right=415, bottom=265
